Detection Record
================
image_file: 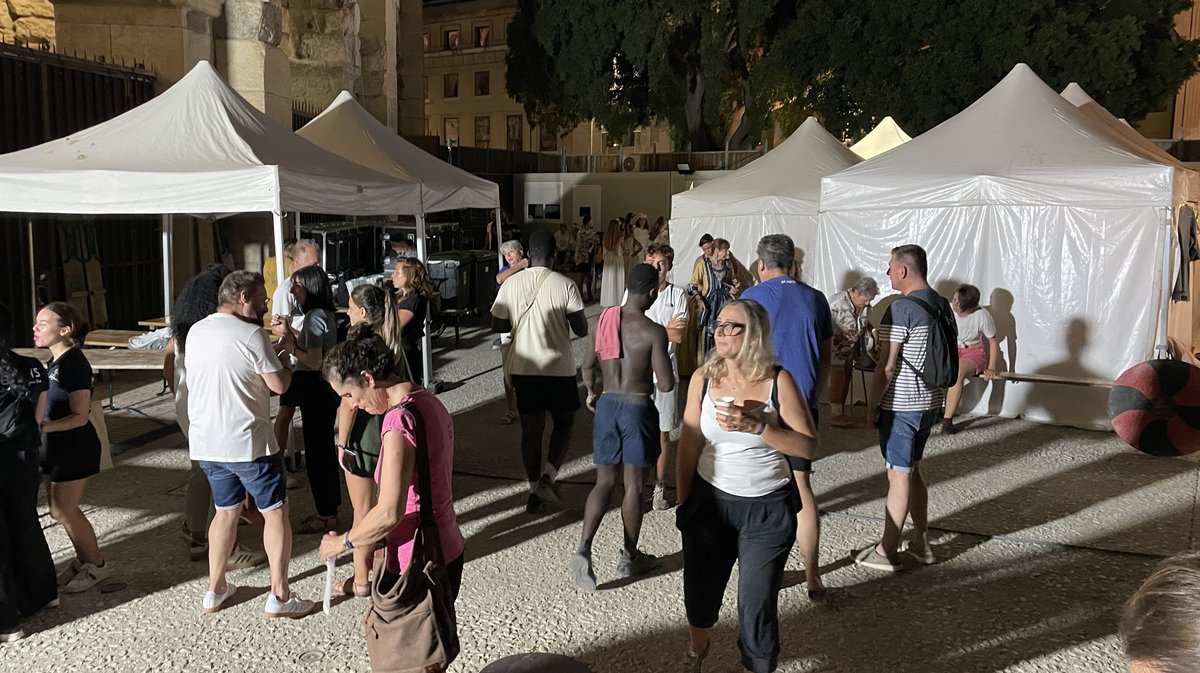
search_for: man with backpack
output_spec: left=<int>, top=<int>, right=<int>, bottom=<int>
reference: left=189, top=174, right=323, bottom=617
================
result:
left=858, top=244, right=957, bottom=572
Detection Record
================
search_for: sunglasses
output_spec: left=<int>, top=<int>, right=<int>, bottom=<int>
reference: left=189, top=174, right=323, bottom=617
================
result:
left=715, top=321, right=746, bottom=336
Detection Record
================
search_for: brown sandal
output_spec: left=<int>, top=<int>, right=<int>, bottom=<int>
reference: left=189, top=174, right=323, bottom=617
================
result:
left=340, top=576, right=371, bottom=597
left=293, top=514, right=337, bottom=535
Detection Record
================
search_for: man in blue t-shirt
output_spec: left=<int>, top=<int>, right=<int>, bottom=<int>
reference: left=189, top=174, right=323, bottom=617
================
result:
left=741, top=233, right=831, bottom=600
left=858, top=243, right=951, bottom=574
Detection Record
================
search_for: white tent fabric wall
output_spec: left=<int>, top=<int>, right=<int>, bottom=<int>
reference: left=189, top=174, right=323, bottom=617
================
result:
left=670, top=117, right=861, bottom=286
left=816, top=63, right=1180, bottom=430
left=849, top=116, right=912, bottom=160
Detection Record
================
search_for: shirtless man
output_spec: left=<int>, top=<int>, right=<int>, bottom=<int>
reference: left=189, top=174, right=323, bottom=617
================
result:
left=572, top=264, right=675, bottom=591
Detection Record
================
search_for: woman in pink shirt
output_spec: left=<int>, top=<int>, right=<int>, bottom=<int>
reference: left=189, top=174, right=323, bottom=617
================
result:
left=318, top=325, right=465, bottom=609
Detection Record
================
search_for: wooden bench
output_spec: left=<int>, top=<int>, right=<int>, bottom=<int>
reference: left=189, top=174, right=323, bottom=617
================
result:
left=137, top=316, right=170, bottom=329
left=14, top=347, right=166, bottom=410
left=995, top=371, right=1113, bottom=388
left=84, top=329, right=149, bottom=349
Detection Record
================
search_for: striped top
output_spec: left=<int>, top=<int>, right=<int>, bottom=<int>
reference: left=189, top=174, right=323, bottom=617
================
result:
left=878, top=289, right=951, bottom=412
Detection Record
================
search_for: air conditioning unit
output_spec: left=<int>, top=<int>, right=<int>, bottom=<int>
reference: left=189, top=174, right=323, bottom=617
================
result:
left=621, top=155, right=638, bottom=172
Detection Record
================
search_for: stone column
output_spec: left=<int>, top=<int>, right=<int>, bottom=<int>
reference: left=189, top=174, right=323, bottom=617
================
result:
left=396, top=0, right=423, bottom=137
left=358, top=0, right=397, bottom=130
left=216, top=0, right=291, bottom=125
left=283, top=0, right=360, bottom=116
left=52, top=0, right=222, bottom=88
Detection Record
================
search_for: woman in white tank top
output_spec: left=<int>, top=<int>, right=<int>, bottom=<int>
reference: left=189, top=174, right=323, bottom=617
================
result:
left=675, top=299, right=817, bottom=673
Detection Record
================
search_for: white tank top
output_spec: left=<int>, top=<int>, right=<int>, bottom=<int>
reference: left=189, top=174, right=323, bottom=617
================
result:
left=697, top=377, right=792, bottom=497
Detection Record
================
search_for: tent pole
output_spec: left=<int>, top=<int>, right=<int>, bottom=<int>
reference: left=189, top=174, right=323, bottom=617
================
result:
left=161, top=214, right=174, bottom=317
left=293, top=211, right=301, bottom=242
left=415, top=211, right=432, bottom=389
left=27, top=219, right=36, bottom=318
left=273, top=211, right=286, bottom=301
left=1156, top=207, right=1174, bottom=360
left=494, top=206, right=503, bottom=268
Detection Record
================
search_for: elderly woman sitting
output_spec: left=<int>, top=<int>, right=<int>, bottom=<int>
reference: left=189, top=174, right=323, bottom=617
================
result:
left=828, top=277, right=879, bottom=428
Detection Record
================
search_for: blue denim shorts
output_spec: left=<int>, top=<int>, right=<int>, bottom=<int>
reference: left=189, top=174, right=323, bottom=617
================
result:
left=199, top=454, right=287, bottom=512
left=593, top=393, right=659, bottom=468
left=877, top=410, right=941, bottom=473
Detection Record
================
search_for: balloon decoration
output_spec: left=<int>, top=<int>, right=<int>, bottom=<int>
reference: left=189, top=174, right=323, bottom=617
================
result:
left=1109, top=359, right=1200, bottom=457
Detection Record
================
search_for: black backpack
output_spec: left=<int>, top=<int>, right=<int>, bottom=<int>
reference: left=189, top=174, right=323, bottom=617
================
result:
left=0, top=354, right=35, bottom=443
left=897, top=295, right=958, bottom=390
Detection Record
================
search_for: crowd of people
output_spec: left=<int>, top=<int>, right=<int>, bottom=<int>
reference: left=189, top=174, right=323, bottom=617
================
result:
left=0, top=223, right=1180, bottom=673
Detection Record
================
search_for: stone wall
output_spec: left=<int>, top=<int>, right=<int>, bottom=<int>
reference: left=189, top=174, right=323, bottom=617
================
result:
left=283, top=0, right=361, bottom=111
left=4, top=0, right=55, bottom=46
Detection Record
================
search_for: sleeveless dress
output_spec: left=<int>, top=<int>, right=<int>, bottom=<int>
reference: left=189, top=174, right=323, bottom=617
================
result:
left=600, top=238, right=628, bottom=308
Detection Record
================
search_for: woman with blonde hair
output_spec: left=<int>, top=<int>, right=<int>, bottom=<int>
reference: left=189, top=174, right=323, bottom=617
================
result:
left=599, top=218, right=632, bottom=307
left=675, top=299, right=817, bottom=673
left=391, top=257, right=437, bottom=383
left=650, top=215, right=669, bottom=244
left=334, top=283, right=411, bottom=596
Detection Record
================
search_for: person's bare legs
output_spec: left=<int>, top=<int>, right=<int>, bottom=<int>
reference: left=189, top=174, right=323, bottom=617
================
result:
left=206, top=504, right=240, bottom=594
left=793, top=470, right=823, bottom=593
left=344, top=471, right=376, bottom=590
left=47, top=478, right=103, bottom=566
left=908, top=466, right=928, bottom=540
left=273, top=406, right=295, bottom=464
left=830, top=364, right=851, bottom=417
left=877, top=468, right=913, bottom=558
left=942, top=361, right=975, bottom=422
left=578, top=465, right=619, bottom=550
left=261, top=503, right=293, bottom=600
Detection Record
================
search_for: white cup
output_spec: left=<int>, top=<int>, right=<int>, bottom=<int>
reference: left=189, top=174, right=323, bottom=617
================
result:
left=715, top=396, right=736, bottom=409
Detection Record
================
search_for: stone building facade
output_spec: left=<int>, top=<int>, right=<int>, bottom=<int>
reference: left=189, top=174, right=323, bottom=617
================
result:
left=422, top=0, right=672, bottom=155
left=6, top=0, right=424, bottom=134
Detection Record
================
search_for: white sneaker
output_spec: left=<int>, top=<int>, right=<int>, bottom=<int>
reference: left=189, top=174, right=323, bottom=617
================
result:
left=226, top=544, right=266, bottom=570
left=264, top=593, right=314, bottom=619
left=202, top=583, right=238, bottom=614
left=56, top=559, right=83, bottom=586
left=901, top=533, right=936, bottom=565
left=0, top=628, right=25, bottom=643
left=652, top=483, right=671, bottom=511
left=62, top=562, right=109, bottom=594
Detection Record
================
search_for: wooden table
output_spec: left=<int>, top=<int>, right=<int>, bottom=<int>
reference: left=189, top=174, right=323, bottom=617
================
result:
left=137, top=316, right=170, bottom=329
left=14, top=348, right=164, bottom=372
left=84, top=329, right=148, bottom=349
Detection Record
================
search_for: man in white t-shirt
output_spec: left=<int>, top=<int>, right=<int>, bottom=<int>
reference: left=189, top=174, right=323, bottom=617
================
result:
left=623, top=243, right=687, bottom=510
left=270, top=239, right=319, bottom=468
left=492, top=230, right=588, bottom=513
left=187, top=271, right=313, bottom=619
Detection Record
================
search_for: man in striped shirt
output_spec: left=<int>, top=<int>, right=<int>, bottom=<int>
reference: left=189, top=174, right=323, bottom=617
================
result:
left=858, top=244, right=951, bottom=572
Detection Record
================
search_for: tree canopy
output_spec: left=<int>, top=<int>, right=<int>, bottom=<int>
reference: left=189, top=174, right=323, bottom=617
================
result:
left=506, top=0, right=1200, bottom=150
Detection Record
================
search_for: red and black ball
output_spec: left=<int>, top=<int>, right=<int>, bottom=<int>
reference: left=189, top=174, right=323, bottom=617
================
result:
left=1109, top=359, right=1200, bottom=456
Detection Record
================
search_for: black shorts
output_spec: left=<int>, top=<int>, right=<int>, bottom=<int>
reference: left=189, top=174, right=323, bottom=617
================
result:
left=511, top=375, right=581, bottom=415
left=785, top=405, right=818, bottom=473
left=43, top=424, right=102, bottom=483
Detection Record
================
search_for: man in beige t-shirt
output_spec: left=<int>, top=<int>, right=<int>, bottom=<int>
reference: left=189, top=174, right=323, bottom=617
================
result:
left=492, top=230, right=588, bottom=513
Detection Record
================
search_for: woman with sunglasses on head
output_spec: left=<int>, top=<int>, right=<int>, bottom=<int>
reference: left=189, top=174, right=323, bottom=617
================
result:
left=31, top=302, right=109, bottom=593
left=675, top=299, right=817, bottom=673
left=334, top=283, right=411, bottom=597
left=391, top=258, right=437, bottom=385
left=272, top=265, right=341, bottom=534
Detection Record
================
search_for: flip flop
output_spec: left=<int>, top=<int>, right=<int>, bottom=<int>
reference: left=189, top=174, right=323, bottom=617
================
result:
left=340, top=576, right=371, bottom=598
left=293, top=514, right=337, bottom=535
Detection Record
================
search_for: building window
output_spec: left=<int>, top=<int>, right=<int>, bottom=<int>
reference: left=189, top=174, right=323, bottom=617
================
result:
left=475, top=116, right=491, bottom=148
left=506, top=115, right=523, bottom=151
left=444, top=117, right=459, bottom=146
left=443, top=27, right=460, bottom=50
left=539, top=127, right=558, bottom=152
left=422, top=31, right=430, bottom=51
left=474, top=71, right=490, bottom=96
left=474, top=25, right=491, bottom=47
left=443, top=73, right=459, bottom=99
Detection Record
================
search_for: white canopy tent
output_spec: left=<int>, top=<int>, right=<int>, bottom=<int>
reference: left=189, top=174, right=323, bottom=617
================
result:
left=670, top=117, right=861, bottom=284
left=816, top=63, right=1183, bottom=429
left=849, top=116, right=912, bottom=160
left=0, top=60, right=421, bottom=320
left=298, top=90, right=503, bottom=385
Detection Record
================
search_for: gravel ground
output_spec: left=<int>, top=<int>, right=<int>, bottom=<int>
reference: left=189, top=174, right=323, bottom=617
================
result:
left=2, top=307, right=1195, bottom=673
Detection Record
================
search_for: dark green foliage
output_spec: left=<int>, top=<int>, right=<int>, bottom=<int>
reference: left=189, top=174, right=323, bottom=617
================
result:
left=506, top=0, right=1200, bottom=149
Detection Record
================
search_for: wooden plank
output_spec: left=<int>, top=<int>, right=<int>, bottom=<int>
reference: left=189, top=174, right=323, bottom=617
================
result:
left=14, top=348, right=164, bottom=372
left=996, top=372, right=1113, bottom=388
left=137, top=316, right=170, bottom=329
left=83, top=328, right=146, bottom=348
